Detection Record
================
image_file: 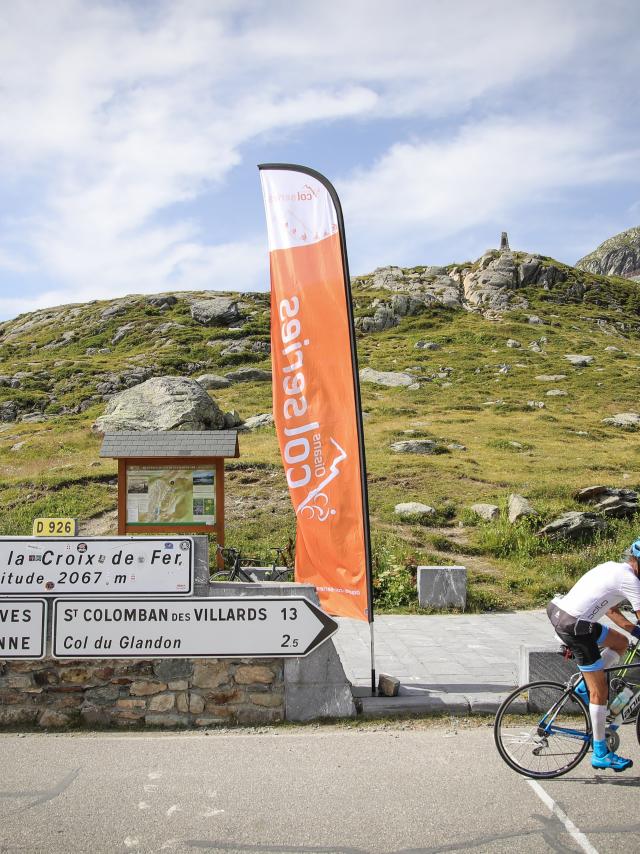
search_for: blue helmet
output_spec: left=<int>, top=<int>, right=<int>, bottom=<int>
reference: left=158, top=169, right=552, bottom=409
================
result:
left=629, top=540, right=640, bottom=559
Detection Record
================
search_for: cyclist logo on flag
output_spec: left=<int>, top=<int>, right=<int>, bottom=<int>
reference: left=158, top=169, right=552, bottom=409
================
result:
left=296, top=439, right=346, bottom=522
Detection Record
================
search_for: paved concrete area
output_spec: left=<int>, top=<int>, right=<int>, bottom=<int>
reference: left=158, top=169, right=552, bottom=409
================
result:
left=334, top=610, right=561, bottom=715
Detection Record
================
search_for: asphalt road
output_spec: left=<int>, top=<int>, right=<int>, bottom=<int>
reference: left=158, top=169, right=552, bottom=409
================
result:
left=1, top=721, right=640, bottom=853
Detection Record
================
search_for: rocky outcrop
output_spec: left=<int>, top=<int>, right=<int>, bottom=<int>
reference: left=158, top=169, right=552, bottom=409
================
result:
left=147, top=294, right=177, bottom=309
left=190, top=297, right=245, bottom=326
left=92, top=376, right=225, bottom=433
left=576, top=225, right=640, bottom=281
left=574, top=485, right=638, bottom=519
left=354, top=249, right=577, bottom=329
left=463, top=251, right=520, bottom=311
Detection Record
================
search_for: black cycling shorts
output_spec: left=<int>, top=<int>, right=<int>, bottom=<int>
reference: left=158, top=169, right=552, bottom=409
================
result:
left=546, top=602, right=608, bottom=670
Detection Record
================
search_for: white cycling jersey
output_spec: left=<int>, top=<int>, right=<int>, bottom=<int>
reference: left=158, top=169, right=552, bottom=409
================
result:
left=552, top=561, right=640, bottom=623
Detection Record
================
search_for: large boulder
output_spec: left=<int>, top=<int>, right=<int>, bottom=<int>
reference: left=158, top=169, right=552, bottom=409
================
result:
left=564, top=354, right=593, bottom=367
left=471, top=503, right=499, bottom=521
left=359, top=368, right=418, bottom=388
left=239, top=413, right=274, bottom=431
left=196, top=374, right=231, bottom=390
left=592, top=495, right=638, bottom=519
left=575, top=486, right=638, bottom=503
left=508, top=494, right=537, bottom=524
left=190, top=297, right=244, bottom=326
left=394, top=502, right=436, bottom=522
left=538, top=512, right=606, bottom=540
left=602, top=412, right=640, bottom=429
left=92, top=376, right=225, bottom=433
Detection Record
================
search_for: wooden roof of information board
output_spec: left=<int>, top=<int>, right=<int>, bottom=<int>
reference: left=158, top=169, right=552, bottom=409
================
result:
left=99, top=431, right=239, bottom=459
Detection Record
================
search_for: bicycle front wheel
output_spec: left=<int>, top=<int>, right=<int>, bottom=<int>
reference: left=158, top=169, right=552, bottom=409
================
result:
left=494, top=681, right=591, bottom=778
left=210, top=570, right=233, bottom=583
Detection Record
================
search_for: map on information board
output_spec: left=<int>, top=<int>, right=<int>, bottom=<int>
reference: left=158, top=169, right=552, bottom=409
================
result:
left=126, top=467, right=215, bottom=526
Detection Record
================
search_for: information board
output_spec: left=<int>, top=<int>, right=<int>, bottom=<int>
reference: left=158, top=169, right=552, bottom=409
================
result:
left=52, top=597, right=338, bottom=659
left=126, top=466, right=215, bottom=527
left=0, top=537, right=193, bottom=595
left=0, top=599, right=47, bottom=659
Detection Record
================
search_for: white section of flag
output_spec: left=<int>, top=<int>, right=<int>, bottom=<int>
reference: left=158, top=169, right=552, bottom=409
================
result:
left=259, top=170, right=338, bottom=252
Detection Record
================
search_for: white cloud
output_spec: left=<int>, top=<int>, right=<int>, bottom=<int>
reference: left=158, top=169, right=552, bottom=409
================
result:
left=0, top=1, right=637, bottom=317
left=339, top=116, right=640, bottom=266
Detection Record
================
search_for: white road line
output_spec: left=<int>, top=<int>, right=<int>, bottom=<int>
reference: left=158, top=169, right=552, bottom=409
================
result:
left=527, top=779, right=599, bottom=854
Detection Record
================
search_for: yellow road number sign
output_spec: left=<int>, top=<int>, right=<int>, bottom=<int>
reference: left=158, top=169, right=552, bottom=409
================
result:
left=32, top=518, right=78, bottom=537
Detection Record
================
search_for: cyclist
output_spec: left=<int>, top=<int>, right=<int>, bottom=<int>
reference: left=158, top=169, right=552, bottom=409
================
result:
left=547, top=539, right=640, bottom=772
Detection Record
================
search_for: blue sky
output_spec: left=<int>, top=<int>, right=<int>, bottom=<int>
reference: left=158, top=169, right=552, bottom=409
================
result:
left=0, top=0, right=639, bottom=320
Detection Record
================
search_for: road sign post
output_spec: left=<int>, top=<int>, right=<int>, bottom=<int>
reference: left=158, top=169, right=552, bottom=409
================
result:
left=0, top=537, right=194, bottom=595
left=52, top=597, right=338, bottom=659
left=0, top=599, right=47, bottom=659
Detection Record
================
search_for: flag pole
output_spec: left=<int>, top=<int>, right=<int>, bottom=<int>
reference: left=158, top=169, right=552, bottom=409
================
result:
left=258, top=163, right=377, bottom=695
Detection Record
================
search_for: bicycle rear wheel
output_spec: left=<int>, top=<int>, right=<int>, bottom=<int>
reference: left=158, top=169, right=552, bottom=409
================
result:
left=494, top=681, right=591, bottom=778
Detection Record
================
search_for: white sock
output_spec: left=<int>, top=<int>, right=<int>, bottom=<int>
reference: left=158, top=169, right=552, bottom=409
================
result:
left=601, top=647, right=620, bottom=669
left=589, top=703, right=607, bottom=743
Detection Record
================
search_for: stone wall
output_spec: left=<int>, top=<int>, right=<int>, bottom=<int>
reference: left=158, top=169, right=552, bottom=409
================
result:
left=0, top=656, right=284, bottom=728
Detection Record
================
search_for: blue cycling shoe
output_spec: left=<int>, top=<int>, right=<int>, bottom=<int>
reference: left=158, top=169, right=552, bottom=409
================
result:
left=591, top=751, right=633, bottom=772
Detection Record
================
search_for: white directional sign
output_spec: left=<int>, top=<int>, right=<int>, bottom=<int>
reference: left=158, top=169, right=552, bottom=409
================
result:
left=52, top=597, right=338, bottom=659
left=0, top=599, right=47, bottom=659
left=0, top=537, right=193, bottom=596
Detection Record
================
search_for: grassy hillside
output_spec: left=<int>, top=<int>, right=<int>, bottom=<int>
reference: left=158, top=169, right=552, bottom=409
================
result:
left=1, top=257, right=639, bottom=612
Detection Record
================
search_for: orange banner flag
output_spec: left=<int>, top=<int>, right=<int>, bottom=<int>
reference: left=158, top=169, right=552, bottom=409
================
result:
left=259, top=164, right=373, bottom=622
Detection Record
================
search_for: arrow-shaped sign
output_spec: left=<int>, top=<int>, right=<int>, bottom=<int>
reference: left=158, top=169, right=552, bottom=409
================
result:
left=52, top=597, right=338, bottom=659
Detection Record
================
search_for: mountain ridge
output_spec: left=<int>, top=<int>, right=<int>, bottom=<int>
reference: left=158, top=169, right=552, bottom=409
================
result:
left=576, top=224, right=640, bottom=281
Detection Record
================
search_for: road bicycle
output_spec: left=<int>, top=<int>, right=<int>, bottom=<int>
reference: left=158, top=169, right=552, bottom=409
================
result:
left=210, top=545, right=293, bottom=583
left=494, top=637, right=640, bottom=778
left=264, top=547, right=293, bottom=582
left=210, top=545, right=262, bottom=583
